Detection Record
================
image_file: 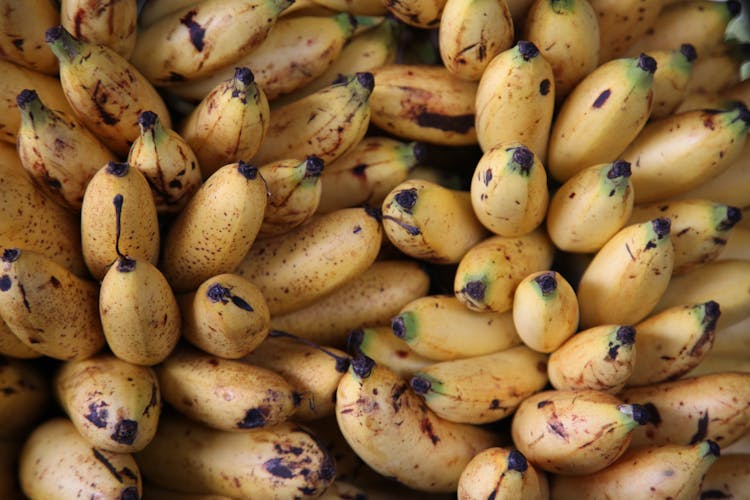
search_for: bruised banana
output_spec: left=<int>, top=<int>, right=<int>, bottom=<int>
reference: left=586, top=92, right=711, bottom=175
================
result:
left=0, top=357, right=50, bottom=439
left=649, top=43, right=698, bottom=119
left=383, top=0, right=447, bottom=28
left=347, top=326, right=434, bottom=379
left=60, top=0, right=138, bottom=59
left=588, top=0, right=663, bottom=63
left=0, top=0, right=59, bottom=75
left=457, top=447, right=549, bottom=500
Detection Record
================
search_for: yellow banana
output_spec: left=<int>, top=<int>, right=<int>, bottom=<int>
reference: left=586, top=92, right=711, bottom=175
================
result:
left=383, top=0, right=448, bottom=28
left=347, top=325, right=434, bottom=378
left=620, top=372, right=750, bottom=449
left=381, top=178, right=487, bottom=263
left=718, top=226, right=750, bottom=261
left=577, top=218, right=674, bottom=328
left=0, top=248, right=105, bottom=360
left=548, top=324, right=637, bottom=393
left=319, top=481, right=371, bottom=499
left=546, top=160, right=634, bottom=253
left=673, top=90, right=738, bottom=114
left=301, top=415, right=375, bottom=484
left=271, top=259, right=430, bottom=346
left=410, top=345, right=549, bottom=424
left=700, top=454, right=750, bottom=499
left=0, top=317, right=41, bottom=358
left=649, top=43, right=698, bottom=119
left=310, top=0, right=388, bottom=15
left=689, top=350, right=750, bottom=377
left=711, top=313, right=750, bottom=357
left=60, top=0, right=138, bottom=59
left=142, top=484, right=234, bottom=500
left=130, top=0, right=294, bottom=85
left=252, top=72, right=373, bottom=165
left=128, top=110, right=203, bottom=214
left=138, top=0, right=206, bottom=28
left=369, top=64, right=478, bottom=146
left=234, top=206, right=382, bottom=315
left=392, top=294, right=522, bottom=361
left=588, top=0, right=664, bottom=63
left=724, top=77, right=750, bottom=107
left=623, top=104, right=750, bottom=203
left=457, top=447, right=549, bottom=500
left=45, top=25, right=172, bottom=156
left=454, top=229, right=556, bottom=313
left=686, top=44, right=747, bottom=95
left=547, top=53, right=657, bottom=182
left=0, top=357, right=50, bottom=440
left=549, top=440, right=720, bottom=499
left=470, top=143, right=549, bottom=237
left=335, top=354, right=503, bottom=492
left=15, top=88, right=116, bottom=211
left=0, top=0, right=59, bottom=75
left=438, top=0, right=515, bottom=81
left=180, top=67, right=270, bottom=178
left=627, top=301, right=720, bottom=386
left=475, top=41, right=555, bottom=158
left=522, top=0, right=600, bottom=102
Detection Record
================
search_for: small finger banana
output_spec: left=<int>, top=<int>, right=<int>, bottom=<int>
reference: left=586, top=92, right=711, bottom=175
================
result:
left=686, top=42, right=748, bottom=95
left=0, top=317, right=41, bottom=358
left=347, top=326, right=434, bottom=378
left=457, top=447, right=549, bottom=500
left=649, top=43, right=698, bottom=119
left=60, top=0, right=138, bottom=59
left=383, top=0, right=448, bottom=28
left=138, top=0, right=206, bottom=28
left=718, top=226, right=750, bottom=261
left=0, top=0, right=59, bottom=75
left=0, top=357, right=50, bottom=439
left=588, top=0, right=664, bottom=63
left=700, top=454, right=750, bottom=499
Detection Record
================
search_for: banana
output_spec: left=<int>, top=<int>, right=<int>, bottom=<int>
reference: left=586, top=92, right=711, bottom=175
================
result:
left=60, top=0, right=138, bottom=59
left=54, top=354, right=161, bottom=453
left=410, top=345, right=549, bottom=424
left=15, top=88, right=116, bottom=212
left=686, top=44, right=747, bottom=95
left=577, top=218, right=674, bottom=328
left=180, top=67, right=270, bottom=178
left=368, top=64, right=479, bottom=146
left=392, top=294, right=522, bottom=361
left=588, top=0, right=664, bottom=63
left=161, top=161, right=268, bottom=293
left=81, top=161, right=160, bottom=281
left=673, top=90, right=738, bottom=115
left=242, top=334, right=349, bottom=421
left=454, top=229, right=556, bottom=313
left=712, top=314, right=750, bottom=357
left=0, top=357, right=50, bottom=440
left=470, top=143, right=549, bottom=237
left=271, top=259, right=430, bottom=346
left=548, top=324, right=637, bottom=393
left=383, top=0, right=448, bottom=28
left=135, top=414, right=335, bottom=497
left=301, top=415, right=373, bottom=484
left=512, top=270, right=580, bottom=353
left=724, top=77, right=750, bottom=108
left=142, top=484, right=234, bottom=500
left=128, top=110, right=203, bottom=214
left=457, top=447, right=548, bottom=500
left=45, top=25, right=172, bottom=156
left=628, top=199, right=743, bottom=274
left=179, top=273, right=271, bottom=359
left=234, top=206, right=382, bottom=315
left=335, top=353, right=503, bottom=492
left=649, top=43, right=698, bottom=119
left=347, top=325, right=434, bottom=378
left=622, top=105, right=750, bottom=203
left=138, top=0, right=206, bottom=28
left=0, top=248, right=104, bottom=360
left=438, top=0, right=515, bottom=81
left=522, top=0, right=600, bottom=102
left=0, top=0, right=59, bottom=75
left=549, top=440, right=720, bottom=499
left=546, top=160, right=634, bottom=253
left=310, top=0, right=388, bottom=15
left=319, top=481, right=371, bottom=499
left=548, top=53, right=657, bottom=182
left=474, top=41, right=555, bottom=158
left=0, top=317, right=41, bottom=358
left=251, top=72, right=373, bottom=165
left=130, top=0, right=294, bottom=85
left=511, top=389, right=651, bottom=475
left=381, top=178, right=488, bottom=263
left=258, top=156, right=324, bottom=237
left=700, top=454, right=750, bottom=499
left=19, top=418, right=142, bottom=500
left=620, top=372, right=750, bottom=449
left=719, top=226, right=750, bottom=261
left=689, top=350, right=750, bottom=377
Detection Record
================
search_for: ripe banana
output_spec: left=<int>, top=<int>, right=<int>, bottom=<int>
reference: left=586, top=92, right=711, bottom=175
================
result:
left=686, top=45, right=746, bottom=95
left=60, top=0, right=138, bottom=59
left=700, top=454, right=750, bottom=499
left=180, top=67, right=270, bottom=178
left=335, top=354, right=503, bottom=492
left=438, top=0, right=515, bottom=81
left=649, top=43, right=698, bottom=119
left=457, top=447, right=549, bottom=500
left=511, top=389, right=651, bottom=475
left=45, top=25, right=172, bottom=156
left=0, top=317, right=42, bottom=358
left=454, top=229, right=556, bottom=313
left=547, top=324, right=636, bottom=393
left=474, top=40, right=555, bottom=159
left=718, top=226, right=750, bottom=261
left=0, top=0, right=59, bottom=75
left=383, top=0, right=448, bottom=28
left=15, top=88, right=116, bottom=211
left=588, top=0, right=664, bottom=63
left=577, top=218, right=674, bottom=328
left=410, top=345, right=549, bottom=424
left=139, top=0, right=206, bottom=28
left=310, top=0, right=388, bottom=15
left=0, top=357, right=50, bottom=439
left=252, top=72, right=373, bottom=165
left=547, top=53, right=656, bottom=182
left=348, top=325, right=434, bottom=379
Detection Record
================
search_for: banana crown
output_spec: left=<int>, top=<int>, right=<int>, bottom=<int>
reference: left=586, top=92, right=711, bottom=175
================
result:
left=44, top=26, right=84, bottom=65
left=15, top=89, right=50, bottom=125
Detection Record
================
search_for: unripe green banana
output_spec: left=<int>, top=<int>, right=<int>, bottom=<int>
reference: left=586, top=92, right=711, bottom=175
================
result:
left=336, top=354, right=503, bottom=492
left=235, top=206, right=382, bottom=315
left=649, top=43, right=698, bottom=119
left=547, top=53, right=657, bottom=182
left=410, top=345, right=549, bottom=424
left=347, top=326, right=434, bottom=378
left=511, top=389, right=650, bottom=475
left=454, top=229, right=556, bottom=313
left=161, top=161, right=268, bottom=293
left=54, top=354, right=161, bottom=453
left=0, top=317, right=41, bottom=358
left=19, top=418, right=142, bottom=500
left=45, top=25, right=172, bottom=156
left=577, top=218, right=674, bottom=328
left=0, top=357, right=50, bottom=440
left=457, top=447, right=549, bottom=500
left=546, top=160, right=634, bottom=253
left=700, top=454, right=750, bottom=499
left=549, top=440, right=720, bottom=499
left=548, top=324, right=637, bottom=393
left=0, top=0, right=59, bottom=75
left=0, top=248, right=104, bottom=360
left=383, top=0, right=448, bottom=28
left=588, top=0, right=664, bottom=63
left=475, top=41, right=555, bottom=159
left=60, top=0, right=138, bottom=59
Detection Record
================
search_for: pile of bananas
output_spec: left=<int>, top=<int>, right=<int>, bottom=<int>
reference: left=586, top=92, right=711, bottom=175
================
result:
left=1, top=0, right=749, bottom=498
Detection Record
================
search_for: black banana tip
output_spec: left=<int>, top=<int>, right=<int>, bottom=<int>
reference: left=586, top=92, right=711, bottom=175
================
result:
left=363, top=204, right=382, bottom=221
left=238, top=161, right=259, bottom=180
left=120, top=486, right=140, bottom=500
left=703, top=300, right=721, bottom=329
left=652, top=217, right=671, bottom=238
left=106, top=161, right=130, bottom=177
left=637, top=53, right=658, bottom=74
left=720, top=205, right=742, bottom=230
left=735, top=102, right=750, bottom=125
left=355, top=72, right=375, bottom=92
left=726, top=0, right=741, bottom=17
left=534, top=271, right=557, bottom=295
left=351, top=352, right=375, bottom=378
left=517, top=40, right=539, bottom=60
left=409, top=375, right=431, bottom=395
left=116, top=256, right=137, bottom=273
left=616, top=325, right=636, bottom=346
left=234, top=67, right=255, bottom=85
left=680, top=43, right=698, bottom=63
left=1, top=248, right=21, bottom=263
left=511, top=146, right=535, bottom=173
left=346, top=328, right=365, bottom=355
left=464, top=280, right=486, bottom=301
left=412, top=142, right=427, bottom=164
left=206, top=282, right=231, bottom=303
left=394, top=188, right=418, bottom=210
left=507, top=450, right=528, bottom=473
left=607, top=160, right=632, bottom=179
left=16, top=89, right=38, bottom=110
left=706, top=439, right=721, bottom=457
left=629, top=404, right=652, bottom=425
left=137, top=111, right=158, bottom=130
left=304, top=155, right=324, bottom=178
left=44, top=25, right=66, bottom=43
left=391, top=315, right=406, bottom=339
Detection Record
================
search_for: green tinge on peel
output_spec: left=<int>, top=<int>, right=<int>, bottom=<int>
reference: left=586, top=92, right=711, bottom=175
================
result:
left=625, top=57, right=656, bottom=88
left=410, top=372, right=444, bottom=399
left=549, top=0, right=576, bottom=15
left=392, top=312, right=418, bottom=343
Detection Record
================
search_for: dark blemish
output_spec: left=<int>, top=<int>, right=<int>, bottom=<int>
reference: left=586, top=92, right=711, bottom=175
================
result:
left=676, top=227, right=690, bottom=237
left=645, top=240, right=656, bottom=250
left=142, top=383, right=158, bottom=417
left=680, top=43, right=697, bottom=63
left=416, top=112, right=474, bottom=133
left=1, top=387, right=16, bottom=395
left=484, top=168, right=493, bottom=186
left=169, top=179, right=182, bottom=189
left=49, top=276, right=61, bottom=288
left=111, top=419, right=138, bottom=445
left=0, top=275, right=11, bottom=292
left=706, top=439, right=721, bottom=457
left=93, top=448, right=123, bottom=483
left=608, top=160, right=631, bottom=179
left=391, top=383, right=407, bottom=412
left=353, top=225, right=362, bottom=234
left=642, top=402, right=661, bottom=425
left=264, top=458, right=295, bottom=479
left=180, top=10, right=206, bottom=51
left=488, top=492, right=497, bottom=500
left=701, top=490, right=731, bottom=499
left=120, top=486, right=139, bottom=500
left=637, top=53, right=657, bottom=73
left=92, top=80, right=119, bottom=125
left=372, top=388, right=378, bottom=395
left=292, top=392, right=302, bottom=407
left=410, top=376, right=431, bottom=395
left=534, top=272, right=557, bottom=295
left=382, top=215, right=420, bottom=235
left=207, top=283, right=231, bottom=303
left=625, top=243, right=635, bottom=261
left=463, top=280, right=486, bottom=301
left=689, top=412, right=709, bottom=445
left=120, top=467, right=138, bottom=481
left=540, top=79, right=551, bottom=95
left=490, top=399, right=500, bottom=409
left=45, top=176, right=62, bottom=189
left=593, top=89, right=611, bottom=108
left=537, top=360, right=547, bottom=373
left=298, top=486, right=317, bottom=496
left=511, top=146, right=534, bottom=174
left=208, top=358, right=219, bottom=366
left=231, top=295, right=254, bottom=312
left=517, top=40, right=539, bottom=60
left=168, top=72, right=186, bottom=82
left=12, top=38, right=23, bottom=50
left=718, top=206, right=742, bottom=231
left=352, top=164, right=367, bottom=177
left=363, top=204, right=382, bottom=221
left=85, top=401, right=109, bottom=428
left=537, top=400, right=552, bottom=408
left=2, top=249, right=20, bottom=262
left=420, top=417, right=440, bottom=445
left=18, top=283, right=30, bottom=312
left=238, top=161, right=259, bottom=180
left=351, top=353, right=375, bottom=378
left=616, top=326, right=636, bottom=345
left=507, top=450, right=528, bottom=472
left=238, top=407, right=268, bottom=429
left=607, top=342, right=621, bottom=360
left=548, top=420, right=568, bottom=439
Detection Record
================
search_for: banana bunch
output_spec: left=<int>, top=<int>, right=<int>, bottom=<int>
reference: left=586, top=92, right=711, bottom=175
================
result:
left=458, top=447, right=549, bottom=499
left=649, top=44, right=697, bottom=120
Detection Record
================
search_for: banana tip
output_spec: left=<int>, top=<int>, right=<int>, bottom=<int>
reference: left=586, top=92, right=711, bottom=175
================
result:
left=1, top=248, right=20, bottom=263
left=346, top=328, right=365, bottom=354
left=512, top=146, right=535, bottom=172
left=706, top=440, right=721, bottom=457
left=616, top=325, right=636, bottom=346
left=137, top=111, right=159, bottom=131
left=351, top=353, right=375, bottom=378
left=16, top=89, right=39, bottom=110
left=304, top=155, right=325, bottom=178
left=517, top=40, right=539, bottom=60
left=44, top=25, right=66, bottom=43
left=106, top=161, right=130, bottom=178
left=355, top=72, right=375, bottom=93
left=608, top=160, right=632, bottom=179
left=238, top=161, right=259, bottom=180
left=116, top=256, right=137, bottom=273
left=679, top=44, right=698, bottom=63
left=234, top=67, right=255, bottom=85
left=637, top=53, right=657, bottom=74
left=363, top=204, right=382, bottom=221
left=727, top=0, right=741, bottom=17
left=391, top=316, right=407, bottom=339
left=394, top=188, right=418, bottom=211
left=409, top=375, right=431, bottom=395
left=507, top=450, right=529, bottom=473
left=534, top=272, right=557, bottom=295
left=651, top=217, right=671, bottom=238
